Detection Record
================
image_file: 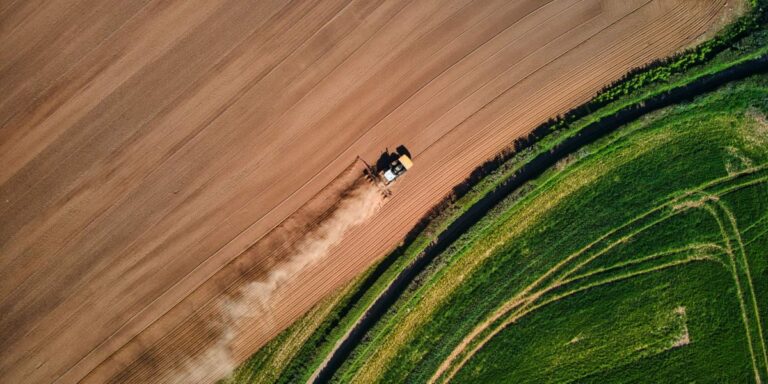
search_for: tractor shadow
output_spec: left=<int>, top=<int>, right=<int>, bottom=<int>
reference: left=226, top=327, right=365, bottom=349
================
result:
left=374, top=145, right=411, bottom=173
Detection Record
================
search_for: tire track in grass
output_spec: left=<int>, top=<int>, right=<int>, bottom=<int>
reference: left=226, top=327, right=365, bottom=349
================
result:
left=715, top=200, right=768, bottom=377
left=702, top=201, right=764, bottom=382
left=560, top=243, right=729, bottom=286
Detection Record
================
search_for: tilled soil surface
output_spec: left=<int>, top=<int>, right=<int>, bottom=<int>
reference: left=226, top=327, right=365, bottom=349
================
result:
left=0, top=0, right=735, bottom=382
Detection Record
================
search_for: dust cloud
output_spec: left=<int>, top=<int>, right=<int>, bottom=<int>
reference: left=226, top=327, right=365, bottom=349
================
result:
left=240, top=182, right=385, bottom=321
left=168, top=181, right=385, bottom=383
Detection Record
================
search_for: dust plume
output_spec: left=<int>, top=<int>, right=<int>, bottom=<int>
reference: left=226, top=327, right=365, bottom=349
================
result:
left=167, top=181, right=385, bottom=383
left=240, top=182, right=384, bottom=320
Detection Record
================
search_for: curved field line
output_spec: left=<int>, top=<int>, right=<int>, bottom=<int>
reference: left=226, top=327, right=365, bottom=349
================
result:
left=741, top=213, right=768, bottom=235
left=715, top=200, right=768, bottom=373
left=428, top=209, right=678, bottom=383
left=560, top=243, right=728, bottom=286
left=744, top=225, right=768, bottom=247
left=701, top=202, right=764, bottom=382
left=438, top=211, right=725, bottom=383
left=432, top=172, right=768, bottom=383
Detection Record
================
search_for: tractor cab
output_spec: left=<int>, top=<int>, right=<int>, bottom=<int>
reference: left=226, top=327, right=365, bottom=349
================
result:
left=382, top=154, right=413, bottom=184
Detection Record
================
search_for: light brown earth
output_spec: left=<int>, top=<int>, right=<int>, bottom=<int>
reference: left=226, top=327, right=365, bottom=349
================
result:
left=0, top=0, right=737, bottom=382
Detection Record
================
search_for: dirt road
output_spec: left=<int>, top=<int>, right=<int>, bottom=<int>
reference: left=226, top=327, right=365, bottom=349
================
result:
left=0, top=0, right=736, bottom=382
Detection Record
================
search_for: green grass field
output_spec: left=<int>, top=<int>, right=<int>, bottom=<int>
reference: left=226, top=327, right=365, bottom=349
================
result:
left=333, top=75, right=768, bottom=383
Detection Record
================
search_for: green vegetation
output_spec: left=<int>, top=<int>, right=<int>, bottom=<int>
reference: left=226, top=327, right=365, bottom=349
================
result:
left=337, top=74, right=768, bottom=383
left=223, top=3, right=768, bottom=383
left=591, top=0, right=763, bottom=105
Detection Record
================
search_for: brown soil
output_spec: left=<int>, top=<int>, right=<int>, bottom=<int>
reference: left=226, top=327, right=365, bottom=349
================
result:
left=0, top=0, right=736, bottom=382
